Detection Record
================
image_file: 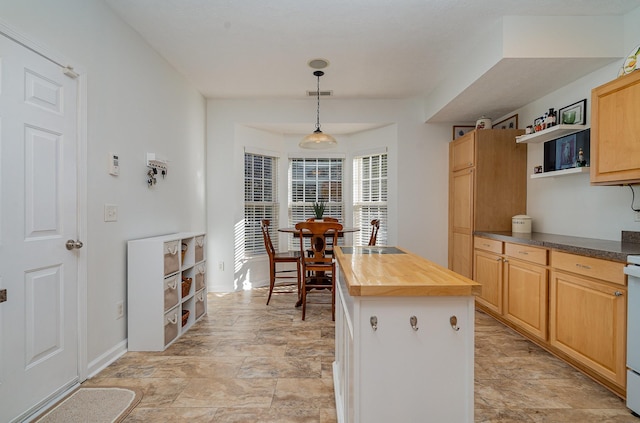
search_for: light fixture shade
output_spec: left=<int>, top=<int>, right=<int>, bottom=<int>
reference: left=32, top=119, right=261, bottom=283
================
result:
left=299, top=129, right=337, bottom=149
left=300, top=69, right=336, bottom=149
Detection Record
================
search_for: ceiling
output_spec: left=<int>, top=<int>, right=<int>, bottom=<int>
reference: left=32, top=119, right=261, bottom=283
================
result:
left=105, top=0, right=640, bottom=131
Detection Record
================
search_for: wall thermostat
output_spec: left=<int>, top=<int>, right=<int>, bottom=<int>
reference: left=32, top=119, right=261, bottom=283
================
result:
left=108, top=152, right=119, bottom=176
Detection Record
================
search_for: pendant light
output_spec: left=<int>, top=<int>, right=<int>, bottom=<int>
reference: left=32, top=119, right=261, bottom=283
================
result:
left=299, top=70, right=337, bottom=149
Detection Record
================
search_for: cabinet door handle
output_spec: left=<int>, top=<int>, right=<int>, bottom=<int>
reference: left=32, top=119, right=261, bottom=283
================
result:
left=503, top=258, right=508, bottom=263
left=483, top=243, right=491, bottom=247
left=576, top=263, right=592, bottom=270
left=410, top=315, right=419, bottom=331
left=496, top=257, right=502, bottom=262
left=518, top=251, right=529, bottom=255
left=614, top=291, right=623, bottom=297
left=370, top=316, right=378, bottom=331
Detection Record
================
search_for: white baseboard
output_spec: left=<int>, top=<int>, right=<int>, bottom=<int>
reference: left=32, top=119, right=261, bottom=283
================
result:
left=87, top=339, right=128, bottom=378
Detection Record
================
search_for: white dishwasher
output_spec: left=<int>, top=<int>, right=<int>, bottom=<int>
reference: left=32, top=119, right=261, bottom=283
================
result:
left=625, top=255, right=640, bottom=417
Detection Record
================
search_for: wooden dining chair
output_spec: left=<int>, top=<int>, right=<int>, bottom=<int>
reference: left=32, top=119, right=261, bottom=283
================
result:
left=295, top=221, right=342, bottom=320
left=368, top=219, right=381, bottom=246
left=261, top=219, right=301, bottom=305
left=305, top=216, right=340, bottom=256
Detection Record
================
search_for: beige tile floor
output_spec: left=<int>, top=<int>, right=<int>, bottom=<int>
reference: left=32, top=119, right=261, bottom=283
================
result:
left=86, top=286, right=638, bottom=422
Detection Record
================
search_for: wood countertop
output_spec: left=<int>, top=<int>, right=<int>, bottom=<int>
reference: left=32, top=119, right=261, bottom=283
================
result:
left=334, top=246, right=481, bottom=297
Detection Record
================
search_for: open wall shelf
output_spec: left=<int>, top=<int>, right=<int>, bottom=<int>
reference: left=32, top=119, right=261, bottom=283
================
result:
left=516, top=124, right=588, bottom=144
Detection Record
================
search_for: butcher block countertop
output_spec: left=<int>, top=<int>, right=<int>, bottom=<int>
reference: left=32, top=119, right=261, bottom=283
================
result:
left=334, top=246, right=481, bottom=297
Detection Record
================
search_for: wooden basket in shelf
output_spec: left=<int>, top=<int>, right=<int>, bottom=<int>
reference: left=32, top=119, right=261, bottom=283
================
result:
left=181, top=309, right=189, bottom=327
left=181, top=277, right=192, bottom=297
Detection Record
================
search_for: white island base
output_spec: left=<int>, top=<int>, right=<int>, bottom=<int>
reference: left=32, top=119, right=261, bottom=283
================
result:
left=333, top=246, right=477, bottom=423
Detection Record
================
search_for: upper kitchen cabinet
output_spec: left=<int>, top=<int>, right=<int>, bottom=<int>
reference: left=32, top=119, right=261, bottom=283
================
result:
left=448, top=129, right=526, bottom=279
left=591, top=70, right=640, bottom=185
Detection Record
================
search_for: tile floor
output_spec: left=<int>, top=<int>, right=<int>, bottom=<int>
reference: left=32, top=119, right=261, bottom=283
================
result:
left=86, top=286, right=638, bottom=422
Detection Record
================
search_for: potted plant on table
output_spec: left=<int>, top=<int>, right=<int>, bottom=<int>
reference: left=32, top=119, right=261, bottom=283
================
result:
left=312, top=200, right=326, bottom=220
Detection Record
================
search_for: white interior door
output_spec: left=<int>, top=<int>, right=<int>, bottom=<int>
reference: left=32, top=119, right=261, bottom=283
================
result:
left=0, top=33, right=80, bottom=422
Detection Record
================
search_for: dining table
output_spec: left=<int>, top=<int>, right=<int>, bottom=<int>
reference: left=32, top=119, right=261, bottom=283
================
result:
left=277, top=226, right=360, bottom=237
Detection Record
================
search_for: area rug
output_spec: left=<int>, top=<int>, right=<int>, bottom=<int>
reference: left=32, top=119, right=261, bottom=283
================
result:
left=33, top=386, right=142, bottom=423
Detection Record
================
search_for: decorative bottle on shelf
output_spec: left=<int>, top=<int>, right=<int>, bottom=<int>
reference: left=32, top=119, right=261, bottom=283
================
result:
left=548, top=108, right=556, bottom=127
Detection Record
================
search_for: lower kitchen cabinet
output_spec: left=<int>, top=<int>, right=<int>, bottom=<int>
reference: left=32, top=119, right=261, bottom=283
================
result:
left=474, top=237, right=629, bottom=396
left=334, top=269, right=475, bottom=423
left=473, top=238, right=504, bottom=314
left=503, top=252, right=548, bottom=341
left=474, top=237, right=548, bottom=341
left=550, top=251, right=627, bottom=390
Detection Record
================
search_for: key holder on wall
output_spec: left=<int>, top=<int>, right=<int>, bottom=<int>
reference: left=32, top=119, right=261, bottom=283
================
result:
left=146, top=153, right=168, bottom=187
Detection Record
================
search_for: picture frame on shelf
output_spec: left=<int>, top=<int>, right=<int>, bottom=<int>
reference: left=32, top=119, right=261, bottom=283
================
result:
left=556, top=134, right=576, bottom=169
left=452, top=125, right=474, bottom=140
left=558, top=99, right=586, bottom=125
left=492, top=114, right=518, bottom=129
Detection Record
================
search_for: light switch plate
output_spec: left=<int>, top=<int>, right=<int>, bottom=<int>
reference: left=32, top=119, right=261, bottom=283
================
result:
left=104, top=204, right=118, bottom=222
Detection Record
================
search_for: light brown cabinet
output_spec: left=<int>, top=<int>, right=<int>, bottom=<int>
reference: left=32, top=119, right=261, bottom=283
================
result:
left=591, top=70, right=640, bottom=185
left=474, top=238, right=629, bottom=396
left=550, top=251, right=626, bottom=390
left=474, top=237, right=548, bottom=341
left=473, top=238, right=503, bottom=314
left=503, top=244, right=548, bottom=341
left=448, top=129, right=526, bottom=278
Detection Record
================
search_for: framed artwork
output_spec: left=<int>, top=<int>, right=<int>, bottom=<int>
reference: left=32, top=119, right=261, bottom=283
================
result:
left=556, top=134, right=576, bottom=169
left=558, top=99, right=587, bottom=125
left=452, top=125, right=474, bottom=140
left=492, top=114, right=518, bottom=129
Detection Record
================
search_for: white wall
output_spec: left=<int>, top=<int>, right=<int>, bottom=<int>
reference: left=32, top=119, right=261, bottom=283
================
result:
left=0, top=0, right=206, bottom=371
left=207, top=98, right=450, bottom=292
left=511, top=6, right=640, bottom=240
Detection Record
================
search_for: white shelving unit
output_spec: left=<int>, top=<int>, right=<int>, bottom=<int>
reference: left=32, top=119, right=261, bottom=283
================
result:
left=127, top=232, right=207, bottom=351
left=515, top=124, right=588, bottom=144
left=531, top=167, right=590, bottom=179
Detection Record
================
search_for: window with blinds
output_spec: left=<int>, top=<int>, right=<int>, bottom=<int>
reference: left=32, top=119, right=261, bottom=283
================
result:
left=353, top=153, right=388, bottom=246
left=288, top=158, right=344, bottom=250
left=244, top=152, right=278, bottom=256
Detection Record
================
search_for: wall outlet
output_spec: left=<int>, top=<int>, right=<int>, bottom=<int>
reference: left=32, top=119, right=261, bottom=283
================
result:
left=218, top=261, right=224, bottom=271
left=635, top=211, right=640, bottom=222
left=116, top=301, right=124, bottom=319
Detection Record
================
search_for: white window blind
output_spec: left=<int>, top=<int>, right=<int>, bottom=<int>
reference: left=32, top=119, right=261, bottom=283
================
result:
left=288, top=157, right=344, bottom=250
left=353, top=153, right=388, bottom=246
left=244, top=152, right=278, bottom=256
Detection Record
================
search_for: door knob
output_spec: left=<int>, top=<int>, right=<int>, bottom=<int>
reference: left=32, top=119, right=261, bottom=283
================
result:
left=65, top=239, right=84, bottom=250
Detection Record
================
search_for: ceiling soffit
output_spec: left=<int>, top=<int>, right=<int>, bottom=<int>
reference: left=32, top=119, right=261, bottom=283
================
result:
left=424, top=16, right=625, bottom=123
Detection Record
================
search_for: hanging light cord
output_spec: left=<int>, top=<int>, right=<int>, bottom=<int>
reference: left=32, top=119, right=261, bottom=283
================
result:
left=315, top=71, right=321, bottom=131
left=630, top=185, right=640, bottom=212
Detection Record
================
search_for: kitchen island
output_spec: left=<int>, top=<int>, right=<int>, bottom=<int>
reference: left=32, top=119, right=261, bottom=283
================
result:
left=333, top=246, right=481, bottom=423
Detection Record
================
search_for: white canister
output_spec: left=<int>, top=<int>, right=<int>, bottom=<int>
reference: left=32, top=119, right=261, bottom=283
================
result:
left=512, top=215, right=532, bottom=233
left=475, top=116, right=492, bottom=130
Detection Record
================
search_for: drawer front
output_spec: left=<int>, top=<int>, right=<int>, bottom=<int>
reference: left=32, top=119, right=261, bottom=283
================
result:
left=195, top=264, right=206, bottom=291
left=163, top=240, right=180, bottom=276
left=195, top=235, right=205, bottom=262
left=474, top=237, right=502, bottom=254
left=195, top=289, right=206, bottom=319
left=505, top=243, right=547, bottom=266
left=551, top=251, right=625, bottom=285
left=164, top=309, right=179, bottom=346
left=164, top=275, right=179, bottom=311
